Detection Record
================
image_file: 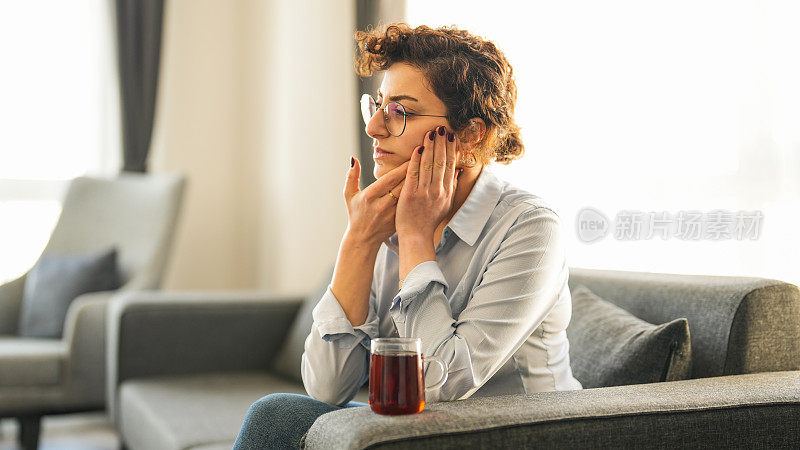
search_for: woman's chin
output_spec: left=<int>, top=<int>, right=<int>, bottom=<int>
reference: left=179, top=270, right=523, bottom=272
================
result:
left=373, top=164, right=393, bottom=179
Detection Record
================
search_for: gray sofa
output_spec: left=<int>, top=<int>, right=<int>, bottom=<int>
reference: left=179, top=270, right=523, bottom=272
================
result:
left=107, top=268, right=800, bottom=449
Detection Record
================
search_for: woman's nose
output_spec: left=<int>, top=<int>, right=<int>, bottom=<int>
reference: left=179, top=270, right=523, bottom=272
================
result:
left=365, top=109, right=389, bottom=139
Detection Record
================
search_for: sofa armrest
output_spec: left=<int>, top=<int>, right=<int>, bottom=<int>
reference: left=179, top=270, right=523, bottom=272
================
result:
left=61, top=290, right=116, bottom=406
left=305, top=371, right=800, bottom=449
left=0, top=273, right=26, bottom=335
left=106, top=290, right=303, bottom=425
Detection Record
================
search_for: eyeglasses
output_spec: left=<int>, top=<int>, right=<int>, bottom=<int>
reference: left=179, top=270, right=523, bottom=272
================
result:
left=360, top=93, right=448, bottom=137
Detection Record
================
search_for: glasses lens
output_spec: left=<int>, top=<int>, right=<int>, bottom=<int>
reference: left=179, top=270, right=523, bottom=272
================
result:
left=360, top=94, right=376, bottom=125
left=385, top=102, right=405, bottom=136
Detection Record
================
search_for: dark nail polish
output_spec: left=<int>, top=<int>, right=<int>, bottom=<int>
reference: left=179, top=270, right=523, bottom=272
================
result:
left=418, top=146, right=424, bottom=154
left=447, top=132, right=454, bottom=142
left=428, top=131, right=435, bottom=141
left=438, top=126, right=446, bottom=136
left=457, top=169, right=463, bottom=179
left=350, top=156, right=354, bottom=167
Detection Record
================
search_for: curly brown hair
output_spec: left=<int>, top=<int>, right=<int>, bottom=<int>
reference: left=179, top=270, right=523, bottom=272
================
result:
left=354, top=22, right=524, bottom=165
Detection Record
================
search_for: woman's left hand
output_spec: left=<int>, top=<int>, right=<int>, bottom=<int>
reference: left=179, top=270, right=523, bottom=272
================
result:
left=396, top=125, right=463, bottom=241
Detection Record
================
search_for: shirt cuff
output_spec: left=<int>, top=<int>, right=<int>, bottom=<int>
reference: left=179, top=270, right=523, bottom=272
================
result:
left=391, top=260, right=449, bottom=319
left=311, top=285, right=379, bottom=349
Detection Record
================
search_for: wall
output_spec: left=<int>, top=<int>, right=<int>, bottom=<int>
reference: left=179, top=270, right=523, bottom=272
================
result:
left=150, top=0, right=357, bottom=294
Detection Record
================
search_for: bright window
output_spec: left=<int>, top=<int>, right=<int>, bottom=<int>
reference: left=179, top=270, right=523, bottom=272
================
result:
left=0, top=0, right=120, bottom=283
left=407, top=0, right=800, bottom=286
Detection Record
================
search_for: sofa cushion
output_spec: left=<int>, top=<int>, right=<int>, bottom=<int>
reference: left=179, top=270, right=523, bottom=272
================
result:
left=120, top=372, right=306, bottom=450
left=567, top=285, right=691, bottom=388
left=118, top=371, right=368, bottom=450
left=567, top=267, right=800, bottom=378
left=19, top=246, right=121, bottom=338
left=0, top=337, right=67, bottom=387
left=271, top=265, right=335, bottom=381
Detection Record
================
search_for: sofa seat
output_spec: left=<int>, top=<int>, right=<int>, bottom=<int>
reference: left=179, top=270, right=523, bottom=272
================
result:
left=118, top=370, right=369, bottom=450
left=0, top=337, right=66, bottom=387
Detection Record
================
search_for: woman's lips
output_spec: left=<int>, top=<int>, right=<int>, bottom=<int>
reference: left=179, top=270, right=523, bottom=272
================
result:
left=373, top=148, right=392, bottom=159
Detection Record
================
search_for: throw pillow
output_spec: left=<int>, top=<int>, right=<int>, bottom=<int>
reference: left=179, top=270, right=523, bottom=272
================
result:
left=19, top=246, right=122, bottom=338
left=567, top=284, right=692, bottom=388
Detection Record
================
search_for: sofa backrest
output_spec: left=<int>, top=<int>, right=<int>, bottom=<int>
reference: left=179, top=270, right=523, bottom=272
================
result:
left=272, top=265, right=800, bottom=382
left=568, top=267, right=800, bottom=379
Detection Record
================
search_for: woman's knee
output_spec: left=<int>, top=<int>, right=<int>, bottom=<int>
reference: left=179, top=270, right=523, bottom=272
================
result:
left=245, top=392, right=335, bottom=423
left=236, top=393, right=322, bottom=449
left=250, top=392, right=300, bottom=408
left=246, top=393, right=301, bottom=417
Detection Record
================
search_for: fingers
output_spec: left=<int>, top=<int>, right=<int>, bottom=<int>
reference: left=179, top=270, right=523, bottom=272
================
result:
left=380, top=176, right=407, bottom=209
left=390, top=179, right=405, bottom=201
left=419, top=129, right=436, bottom=189
left=363, top=160, right=409, bottom=200
left=344, top=157, right=361, bottom=202
left=392, top=176, right=406, bottom=192
left=407, top=143, right=423, bottom=191
left=431, top=126, right=448, bottom=190
left=382, top=178, right=405, bottom=206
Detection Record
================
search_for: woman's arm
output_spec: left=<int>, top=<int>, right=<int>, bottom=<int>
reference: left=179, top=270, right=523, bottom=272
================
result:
left=330, top=232, right=381, bottom=327
left=392, top=205, right=568, bottom=402
left=302, top=158, right=408, bottom=405
left=301, top=231, right=382, bottom=405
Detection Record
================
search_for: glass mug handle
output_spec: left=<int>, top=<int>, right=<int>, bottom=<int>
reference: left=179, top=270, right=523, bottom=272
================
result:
left=421, top=355, right=449, bottom=390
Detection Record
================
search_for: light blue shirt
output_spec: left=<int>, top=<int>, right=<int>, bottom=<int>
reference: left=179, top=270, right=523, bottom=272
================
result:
left=302, top=165, right=583, bottom=405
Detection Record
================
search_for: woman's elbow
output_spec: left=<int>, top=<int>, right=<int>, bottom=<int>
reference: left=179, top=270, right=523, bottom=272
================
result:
left=301, top=363, right=354, bottom=406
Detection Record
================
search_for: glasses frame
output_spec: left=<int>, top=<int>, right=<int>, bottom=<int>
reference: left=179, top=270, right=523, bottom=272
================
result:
left=361, top=93, right=448, bottom=137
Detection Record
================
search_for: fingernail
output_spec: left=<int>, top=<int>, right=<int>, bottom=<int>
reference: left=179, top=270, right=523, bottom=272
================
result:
left=350, top=156, right=355, bottom=167
left=447, top=132, right=454, bottom=142
left=457, top=169, right=463, bottom=179
left=437, top=126, right=446, bottom=136
left=428, top=131, right=435, bottom=141
left=418, top=146, right=424, bottom=154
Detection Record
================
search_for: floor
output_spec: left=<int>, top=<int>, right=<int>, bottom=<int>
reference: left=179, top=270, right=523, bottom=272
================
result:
left=0, top=412, right=120, bottom=450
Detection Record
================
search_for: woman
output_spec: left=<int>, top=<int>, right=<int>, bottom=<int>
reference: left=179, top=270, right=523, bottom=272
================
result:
left=234, top=22, right=582, bottom=449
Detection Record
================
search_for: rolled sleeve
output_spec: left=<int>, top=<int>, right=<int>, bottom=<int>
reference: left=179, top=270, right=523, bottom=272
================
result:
left=302, top=283, right=378, bottom=405
left=390, top=260, right=449, bottom=320
left=312, top=285, right=379, bottom=349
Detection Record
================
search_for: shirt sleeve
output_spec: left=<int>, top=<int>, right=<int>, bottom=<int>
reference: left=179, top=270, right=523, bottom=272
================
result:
left=389, top=206, right=568, bottom=402
left=301, top=282, right=379, bottom=406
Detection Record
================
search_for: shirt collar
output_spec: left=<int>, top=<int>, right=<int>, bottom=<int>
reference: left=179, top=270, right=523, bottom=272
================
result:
left=385, top=165, right=505, bottom=252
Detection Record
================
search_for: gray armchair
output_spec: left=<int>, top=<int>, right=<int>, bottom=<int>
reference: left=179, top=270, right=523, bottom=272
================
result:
left=107, top=267, right=800, bottom=449
left=0, top=172, right=186, bottom=450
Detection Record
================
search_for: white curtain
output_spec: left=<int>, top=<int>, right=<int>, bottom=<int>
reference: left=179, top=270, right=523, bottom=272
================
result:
left=407, top=0, right=800, bottom=285
left=0, top=0, right=120, bottom=283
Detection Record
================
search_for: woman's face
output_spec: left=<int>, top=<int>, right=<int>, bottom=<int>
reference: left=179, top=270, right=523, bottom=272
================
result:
left=366, top=62, right=452, bottom=179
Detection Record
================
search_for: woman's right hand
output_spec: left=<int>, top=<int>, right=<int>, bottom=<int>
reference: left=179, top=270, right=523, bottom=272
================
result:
left=343, top=157, right=408, bottom=247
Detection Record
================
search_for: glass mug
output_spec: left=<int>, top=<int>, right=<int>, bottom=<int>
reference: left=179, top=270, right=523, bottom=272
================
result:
left=369, top=337, right=448, bottom=415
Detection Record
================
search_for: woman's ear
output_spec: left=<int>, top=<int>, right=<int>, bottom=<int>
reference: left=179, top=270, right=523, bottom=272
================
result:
left=458, top=118, right=486, bottom=149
